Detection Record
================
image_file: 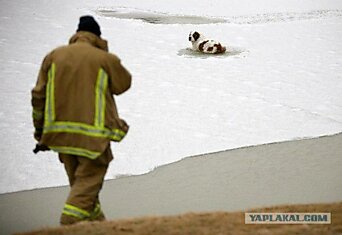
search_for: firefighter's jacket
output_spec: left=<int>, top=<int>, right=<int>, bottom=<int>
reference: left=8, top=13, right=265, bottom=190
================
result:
left=31, top=31, right=132, bottom=159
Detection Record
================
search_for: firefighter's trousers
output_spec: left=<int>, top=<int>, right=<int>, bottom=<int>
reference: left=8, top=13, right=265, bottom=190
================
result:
left=58, top=145, right=113, bottom=225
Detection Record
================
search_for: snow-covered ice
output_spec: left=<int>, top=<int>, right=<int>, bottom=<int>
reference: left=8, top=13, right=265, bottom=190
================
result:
left=0, top=0, right=341, bottom=193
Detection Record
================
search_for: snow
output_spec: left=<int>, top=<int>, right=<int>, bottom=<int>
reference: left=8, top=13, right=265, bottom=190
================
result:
left=0, top=0, right=341, bottom=193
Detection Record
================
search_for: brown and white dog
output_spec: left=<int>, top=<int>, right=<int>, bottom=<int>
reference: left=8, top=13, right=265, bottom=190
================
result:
left=189, top=31, right=226, bottom=54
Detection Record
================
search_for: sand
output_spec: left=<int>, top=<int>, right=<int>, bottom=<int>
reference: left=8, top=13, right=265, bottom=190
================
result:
left=16, top=202, right=342, bottom=235
left=1, top=133, right=341, bottom=234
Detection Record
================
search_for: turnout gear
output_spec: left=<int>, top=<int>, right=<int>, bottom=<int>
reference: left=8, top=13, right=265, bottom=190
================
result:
left=33, top=144, right=50, bottom=154
left=59, top=145, right=112, bottom=225
left=32, top=31, right=131, bottom=159
left=31, top=17, right=131, bottom=225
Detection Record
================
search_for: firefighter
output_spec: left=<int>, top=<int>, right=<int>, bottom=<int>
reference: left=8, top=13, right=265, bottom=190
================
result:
left=31, top=15, right=132, bottom=225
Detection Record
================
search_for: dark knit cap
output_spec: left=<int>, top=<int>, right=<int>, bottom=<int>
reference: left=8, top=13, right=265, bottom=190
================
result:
left=77, top=15, right=101, bottom=37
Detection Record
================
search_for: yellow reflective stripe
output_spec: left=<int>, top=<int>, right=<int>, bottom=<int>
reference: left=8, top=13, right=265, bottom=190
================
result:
left=50, top=146, right=101, bottom=159
left=111, top=128, right=126, bottom=140
left=32, top=109, right=43, bottom=120
left=63, top=204, right=90, bottom=220
left=90, top=203, right=102, bottom=219
left=94, top=69, right=108, bottom=128
left=45, top=63, right=56, bottom=124
left=43, top=65, right=126, bottom=143
left=44, top=121, right=126, bottom=141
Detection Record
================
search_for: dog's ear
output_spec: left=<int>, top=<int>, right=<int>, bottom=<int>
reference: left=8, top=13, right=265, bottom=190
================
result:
left=193, top=31, right=200, bottom=41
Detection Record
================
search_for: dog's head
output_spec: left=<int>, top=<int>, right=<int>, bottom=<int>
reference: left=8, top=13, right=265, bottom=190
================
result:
left=189, top=31, right=201, bottom=42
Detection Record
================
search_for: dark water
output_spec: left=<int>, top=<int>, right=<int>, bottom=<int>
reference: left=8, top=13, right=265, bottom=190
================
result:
left=97, top=8, right=342, bottom=25
left=177, top=47, right=247, bottom=59
left=97, top=9, right=227, bottom=25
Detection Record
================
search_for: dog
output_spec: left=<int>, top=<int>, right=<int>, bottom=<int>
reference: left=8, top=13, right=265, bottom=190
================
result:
left=188, top=31, right=226, bottom=54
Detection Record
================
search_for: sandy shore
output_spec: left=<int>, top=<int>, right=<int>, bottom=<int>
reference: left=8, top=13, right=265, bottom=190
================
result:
left=18, top=202, right=342, bottom=235
left=1, top=133, right=341, bottom=234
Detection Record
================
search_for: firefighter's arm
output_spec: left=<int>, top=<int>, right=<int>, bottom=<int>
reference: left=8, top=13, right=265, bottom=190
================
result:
left=106, top=54, right=132, bottom=95
left=31, top=55, right=50, bottom=141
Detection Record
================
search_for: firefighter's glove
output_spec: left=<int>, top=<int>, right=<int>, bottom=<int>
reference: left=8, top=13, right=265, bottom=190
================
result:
left=33, top=144, right=50, bottom=154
